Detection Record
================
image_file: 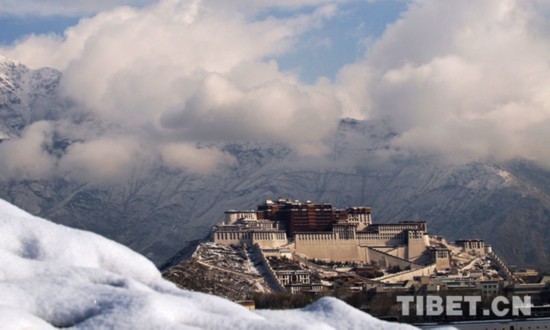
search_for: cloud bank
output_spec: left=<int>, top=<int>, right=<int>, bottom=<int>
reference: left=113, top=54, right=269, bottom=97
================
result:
left=1, top=0, right=343, bottom=179
left=358, top=0, right=550, bottom=166
left=2, top=0, right=550, bottom=180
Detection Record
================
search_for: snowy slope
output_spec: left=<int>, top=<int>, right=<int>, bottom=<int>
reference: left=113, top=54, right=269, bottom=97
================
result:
left=0, top=198, right=417, bottom=329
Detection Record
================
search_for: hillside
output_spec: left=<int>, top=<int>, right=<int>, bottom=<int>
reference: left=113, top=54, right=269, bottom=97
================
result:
left=163, top=243, right=273, bottom=301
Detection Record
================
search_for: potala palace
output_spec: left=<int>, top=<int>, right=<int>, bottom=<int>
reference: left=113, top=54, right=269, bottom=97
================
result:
left=212, top=198, right=491, bottom=277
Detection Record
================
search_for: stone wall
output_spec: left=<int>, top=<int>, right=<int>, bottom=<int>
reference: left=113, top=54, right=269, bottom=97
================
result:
left=252, top=244, right=286, bottom=292
left=295, top=233, right=366, bottom=261
left=295, top=242, right=367, bottom=262
left=214, top=231, right=287, bottom=248
left=366, top=248, right=421, bottom=270
left=377, top=264, right=437, bottom=283
left=407, top=231, right=426, bottom=260
left=356, top=232, right=406, bottom=247
left=251, top=232, right=287, bottom=248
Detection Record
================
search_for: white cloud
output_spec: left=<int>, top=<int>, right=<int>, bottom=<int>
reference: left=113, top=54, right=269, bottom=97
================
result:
left=59, top=137, right=143, bottom=182
left=159, top=71, right=341, bottom=151
left=0, top=0, right=362, bottom=17
left=0, top=121, right=56, bottom=179
left=335, top=62, right=372, bottom=120
left=0, top=0, right=344, bottom=178
left=339, top=0, right=550, bottom=167
left=4, top=0, right=550, bottom=179
left=3, top=1, right=320, bottom=71
left=161, top=143, right=235, bottom=174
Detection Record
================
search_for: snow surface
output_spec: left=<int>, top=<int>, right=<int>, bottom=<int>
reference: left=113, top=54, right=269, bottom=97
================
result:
left=0, top=198, right=419, bottom=329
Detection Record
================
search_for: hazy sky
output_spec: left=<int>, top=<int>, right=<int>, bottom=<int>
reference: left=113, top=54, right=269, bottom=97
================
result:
left=2, top=0, right=550, bottom=180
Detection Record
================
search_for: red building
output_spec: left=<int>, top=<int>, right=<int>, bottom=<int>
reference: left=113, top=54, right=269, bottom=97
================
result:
left=257, top=199, right=373, bottom=235
left=257, top=199, right=334, bottom=234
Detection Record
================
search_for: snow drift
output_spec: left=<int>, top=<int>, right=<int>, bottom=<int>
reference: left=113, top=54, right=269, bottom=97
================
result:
left=0, top=198, right=417, bottom=329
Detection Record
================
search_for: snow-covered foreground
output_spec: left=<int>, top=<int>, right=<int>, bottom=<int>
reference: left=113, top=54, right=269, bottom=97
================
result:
left=0, top=199, right=417, bottom=329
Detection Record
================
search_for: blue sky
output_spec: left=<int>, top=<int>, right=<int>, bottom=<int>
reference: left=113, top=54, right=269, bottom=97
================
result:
left=0, top=16, right=80, bottom=45
left=269, top=1, right=408, bottom=82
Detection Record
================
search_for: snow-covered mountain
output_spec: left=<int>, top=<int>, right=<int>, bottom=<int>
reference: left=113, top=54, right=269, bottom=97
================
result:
left=1, top=56, right=550, bottom=271
left=0, top=55, right=63, bottom=138
left=0, top=198, right=416, bottom=329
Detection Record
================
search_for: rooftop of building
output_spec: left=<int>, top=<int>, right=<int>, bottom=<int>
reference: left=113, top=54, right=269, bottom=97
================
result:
left=225, top=210, right=256, bottom=213
left=263, top=198, right=334, bottom=206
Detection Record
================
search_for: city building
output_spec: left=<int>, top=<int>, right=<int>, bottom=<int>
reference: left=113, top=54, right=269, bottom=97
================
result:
left=455, top=239, right=486, bottom=255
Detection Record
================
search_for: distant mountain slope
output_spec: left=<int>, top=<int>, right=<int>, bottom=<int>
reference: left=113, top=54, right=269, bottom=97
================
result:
left=1, top=56, right=550, bottom=270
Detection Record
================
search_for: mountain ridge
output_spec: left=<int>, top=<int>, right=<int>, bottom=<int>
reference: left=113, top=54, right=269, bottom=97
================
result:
left=1, top=56, right=550, bottom=270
